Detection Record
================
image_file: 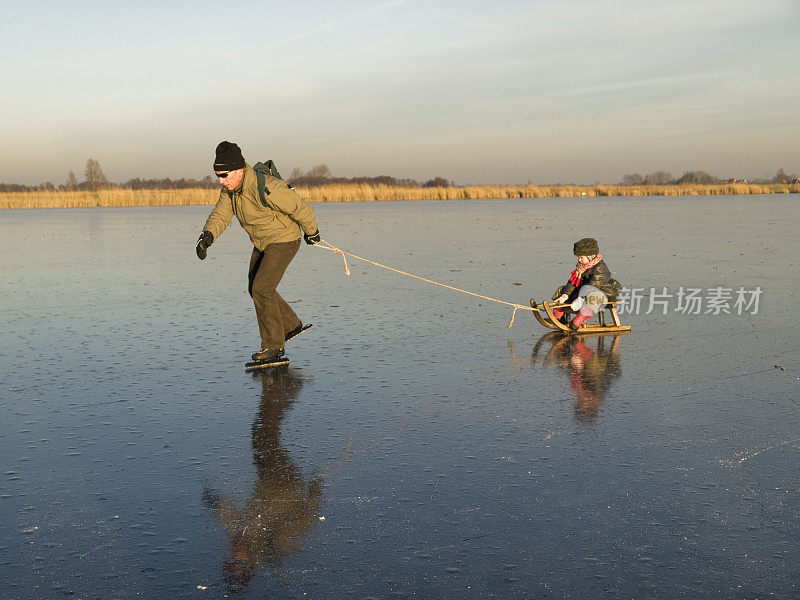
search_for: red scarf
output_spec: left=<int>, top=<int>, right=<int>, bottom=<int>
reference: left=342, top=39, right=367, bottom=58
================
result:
left=569, top=254, right=602, bottom=287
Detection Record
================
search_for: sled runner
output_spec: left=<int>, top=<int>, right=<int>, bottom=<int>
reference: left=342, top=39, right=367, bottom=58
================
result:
left=529, top=298, right=631, bottom=335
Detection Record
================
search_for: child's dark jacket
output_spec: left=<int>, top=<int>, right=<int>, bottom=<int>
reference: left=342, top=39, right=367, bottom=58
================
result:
left=556, top=260, right=622, bottom=301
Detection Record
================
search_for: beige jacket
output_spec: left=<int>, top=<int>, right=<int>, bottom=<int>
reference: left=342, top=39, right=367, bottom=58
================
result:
left=203, top=164, right=318, bottom=251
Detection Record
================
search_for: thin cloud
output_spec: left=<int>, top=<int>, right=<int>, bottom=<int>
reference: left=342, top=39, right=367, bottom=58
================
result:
left=247, top=0, right=409, bottom=52
left=178, top=0, right=409, bottom=75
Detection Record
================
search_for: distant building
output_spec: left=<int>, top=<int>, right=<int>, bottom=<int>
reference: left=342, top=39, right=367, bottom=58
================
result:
left=722, top=178, right=748, bottom=184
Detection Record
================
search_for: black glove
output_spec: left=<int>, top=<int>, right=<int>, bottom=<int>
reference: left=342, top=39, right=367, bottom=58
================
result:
left=196, top=231, right=214, bottom=260
left=304, top=230, right=321, bottom=245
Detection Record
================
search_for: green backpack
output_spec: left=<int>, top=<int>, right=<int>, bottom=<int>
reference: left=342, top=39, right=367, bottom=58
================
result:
left=252, top=160, right=291, bottom=208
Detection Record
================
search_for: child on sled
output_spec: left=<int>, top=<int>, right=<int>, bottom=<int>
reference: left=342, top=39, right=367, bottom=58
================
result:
left=551, top=237, right=622, bottom=331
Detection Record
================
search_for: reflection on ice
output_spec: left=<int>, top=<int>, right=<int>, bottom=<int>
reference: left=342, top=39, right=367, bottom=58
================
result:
left=203, top=369, right=321, bottom=592
left=532, top=332, right=624, bottom=422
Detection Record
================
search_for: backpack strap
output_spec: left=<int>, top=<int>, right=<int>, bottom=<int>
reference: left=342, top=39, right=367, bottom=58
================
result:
left=252, top=160, right=284, bottom=207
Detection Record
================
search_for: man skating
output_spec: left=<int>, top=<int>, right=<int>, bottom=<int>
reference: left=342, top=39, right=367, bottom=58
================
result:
left=196, top=141, right=320, bottom=368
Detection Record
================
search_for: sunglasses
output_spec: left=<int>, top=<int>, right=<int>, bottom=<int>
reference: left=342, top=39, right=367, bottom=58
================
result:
left=215, top=171, right=230, bottom=179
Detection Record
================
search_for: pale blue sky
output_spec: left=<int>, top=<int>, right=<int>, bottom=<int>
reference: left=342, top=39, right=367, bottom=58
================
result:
left=2, top=0, right=798, bottom=185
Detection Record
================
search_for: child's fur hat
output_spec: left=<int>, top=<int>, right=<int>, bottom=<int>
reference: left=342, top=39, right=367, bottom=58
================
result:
left=573, top=237, right=599, bottom=256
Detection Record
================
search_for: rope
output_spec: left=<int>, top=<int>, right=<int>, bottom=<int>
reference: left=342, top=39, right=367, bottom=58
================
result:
left=314, top=239, right=535, bottom=327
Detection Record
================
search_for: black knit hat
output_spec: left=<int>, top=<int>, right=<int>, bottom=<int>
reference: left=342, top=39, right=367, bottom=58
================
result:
left=213, top=141, right=245, bottom=172
left=573, top=237, right=599, bottom=256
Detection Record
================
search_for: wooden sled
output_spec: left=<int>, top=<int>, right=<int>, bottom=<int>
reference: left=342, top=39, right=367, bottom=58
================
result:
left=529, top=297, right=631, bottom=335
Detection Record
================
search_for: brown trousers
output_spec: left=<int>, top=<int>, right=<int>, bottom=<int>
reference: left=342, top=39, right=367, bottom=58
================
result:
left=248, top=239, right=301, bottom=350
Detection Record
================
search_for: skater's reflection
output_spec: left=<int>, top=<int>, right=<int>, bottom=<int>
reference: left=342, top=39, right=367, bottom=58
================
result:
left=532, top=332, right=624, bottom=422
left=203, top=369, right=322, bottom=592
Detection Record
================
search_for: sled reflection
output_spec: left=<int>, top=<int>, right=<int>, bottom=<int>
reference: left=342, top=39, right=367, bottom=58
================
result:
left=532, top=332, right=624, bottom=422
left=204, top=369, right=322, bottom=592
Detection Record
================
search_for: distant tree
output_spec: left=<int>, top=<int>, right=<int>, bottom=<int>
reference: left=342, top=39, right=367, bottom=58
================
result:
left=773, top=168, right=797, bottom=184
left=199, top=175, right=217, bottom=188
left=423, top=177, right=451, bottom=188
left=643, top=171, right=673, bottom=185
left=288, top=167, right=305, bottom=180
left=66, top=171, right=78, bottom=190
left=84, top=158, right=108, bottom=190
left=676, top=170, right=719, bottom=184
left=121, top=175, right=219, bottom=190
left=620, top=173, right=644, bottom=185
left=306, top=164, right=331, bottom=179
left=287, top=172, right=423, bottom=188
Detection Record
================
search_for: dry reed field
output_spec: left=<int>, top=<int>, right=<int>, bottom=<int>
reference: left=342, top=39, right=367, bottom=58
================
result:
left=1, top=183, right=798, bottom=210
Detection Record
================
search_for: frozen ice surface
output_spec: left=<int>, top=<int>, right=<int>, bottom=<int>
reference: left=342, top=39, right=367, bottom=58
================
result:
left=1, top=196, right=798, bottom=599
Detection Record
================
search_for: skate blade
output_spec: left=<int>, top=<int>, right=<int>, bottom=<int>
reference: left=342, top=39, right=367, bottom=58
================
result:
left=286, top=323, right=313, bottom=342
left=245, top=358, right=289, bottom=371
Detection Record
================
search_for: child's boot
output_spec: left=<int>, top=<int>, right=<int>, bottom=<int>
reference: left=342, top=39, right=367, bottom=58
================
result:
left=569, top=306, right=594, bottom=331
